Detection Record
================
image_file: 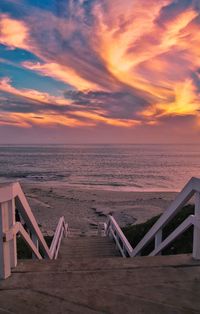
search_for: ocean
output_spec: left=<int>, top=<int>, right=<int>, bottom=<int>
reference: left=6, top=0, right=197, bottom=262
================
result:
left=0, top=144, right=200, bottom=191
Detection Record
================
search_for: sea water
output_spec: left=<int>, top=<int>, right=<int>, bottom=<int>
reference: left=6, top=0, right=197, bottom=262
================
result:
left=0, top=144, right=200, bottom=191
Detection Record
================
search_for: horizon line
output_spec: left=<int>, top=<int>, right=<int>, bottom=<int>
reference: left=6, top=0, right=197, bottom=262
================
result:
left=0, top=143, right=199, bottom=146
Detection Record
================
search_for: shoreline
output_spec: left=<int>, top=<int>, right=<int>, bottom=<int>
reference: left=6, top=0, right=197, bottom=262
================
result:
left=22, top=180, right=181, bottom=193
left=1, top=177, right=180, bottom=193
left=21, top=182, right=179, bottom=236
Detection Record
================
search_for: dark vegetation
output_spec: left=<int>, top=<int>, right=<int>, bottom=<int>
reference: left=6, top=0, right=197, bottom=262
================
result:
left=122, top=204, right=194, bottom=256
left=17, top=235, right=53, bottom=259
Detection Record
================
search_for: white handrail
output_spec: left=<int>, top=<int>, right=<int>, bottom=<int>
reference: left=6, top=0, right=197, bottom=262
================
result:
left=15, top=182, right=51, bottom=258
left=16, top=222, right=43, bottom=259
left=50, top=217, right=68, bottom=259
left=0, top=182, right=68, bottom=279
left=106, top=215, right=133, bottom=257
left=3, top=221, right=42, bottom=259
left=104, top=177, right=200, bottom=260
left=131, top=177, right=200, bottom=257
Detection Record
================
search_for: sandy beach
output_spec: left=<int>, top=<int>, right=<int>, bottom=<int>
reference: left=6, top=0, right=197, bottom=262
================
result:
left=21, top=183, right=179, bottom=236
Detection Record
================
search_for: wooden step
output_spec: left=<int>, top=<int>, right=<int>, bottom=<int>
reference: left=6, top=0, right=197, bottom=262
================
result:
left=59, top=236, right=121, bottom=258
left=67, top=228, right=100, bottom=238
left=5, top=254, right=200, bottom=314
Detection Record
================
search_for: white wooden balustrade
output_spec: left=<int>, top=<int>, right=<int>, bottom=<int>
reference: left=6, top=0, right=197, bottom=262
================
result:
left=1, top=177, right=200, bottom=280
left=105, top=215, right=133, bottom=257
left=131, top=177, right=200, bottom=258
left=104, top=177, right=200, bottom=259
left=0, top=182, right=68, bottom=279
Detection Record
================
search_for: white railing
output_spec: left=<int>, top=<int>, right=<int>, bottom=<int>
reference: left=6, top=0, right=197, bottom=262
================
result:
left=50, top=217, right=68, bottom=259
left=0, top=182, right=68, bottom=279
left=105, top=215, right=133, bottom=257
left=131, top=177, right=200, bottom=258
left=104, top=177, right=200, bottom=260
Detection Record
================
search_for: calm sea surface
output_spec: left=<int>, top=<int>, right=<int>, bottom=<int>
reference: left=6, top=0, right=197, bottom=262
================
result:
left=0, top=144, right=200, bottom=191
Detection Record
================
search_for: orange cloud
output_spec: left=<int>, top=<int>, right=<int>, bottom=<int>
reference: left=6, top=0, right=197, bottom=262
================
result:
left=92, top=1, right=175, bottom=100
left=141, top=79, right=200, bottom=119
left=8, top=113, right=93, bottom=128
left=0, top=110, right=138, bottom=129
left=92, top=3, right=199, bottom=104
left=0, top=78, right=85, bottom=127
left=0, top=114, right=30, bottom=127
left=0, top=112, right=95, bottom=128
left=23, top=61, right=99, bottom=91
left=0, top=14, right=30, bottom=50
left=73, top=111, right=140, bottom=127
left=160, top=9, right=198, bottom=51
left=0, top=106, right=138, bottom=129
left=0, top=77, right=69, bottom=105
left=0, top=77, right=139, bottom=128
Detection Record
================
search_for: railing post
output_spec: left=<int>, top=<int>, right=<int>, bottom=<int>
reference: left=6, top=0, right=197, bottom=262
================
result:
left=155, top=229, right=162, bottom=255
left=8, top=199, right=17, bottom=268
left=31, top=232, right=39, bottom=259
left=193, top=192, right=200, bottom=259
left=0, top=199, right=16, bottom=279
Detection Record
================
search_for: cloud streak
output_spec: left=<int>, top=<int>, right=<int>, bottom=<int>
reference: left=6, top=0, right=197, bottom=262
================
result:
left=0, top=77, right=140, bottom=128
left=0, top=0, right=200, bottom=133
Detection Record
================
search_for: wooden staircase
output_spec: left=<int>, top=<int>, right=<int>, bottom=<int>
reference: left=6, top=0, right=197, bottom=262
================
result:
left=1, top=228, right=200, bottom=313
left=2, top=179, right=200, bottom=312
left=59, top=228, right=121, bottom=259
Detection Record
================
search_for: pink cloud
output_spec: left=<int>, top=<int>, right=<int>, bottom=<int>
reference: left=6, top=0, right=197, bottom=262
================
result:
left=1, top=0, right=200, bottom=133
left=0, top=14, right=30, bottom=50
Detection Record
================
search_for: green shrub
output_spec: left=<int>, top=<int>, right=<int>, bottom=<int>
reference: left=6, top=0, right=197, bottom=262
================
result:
left=122, top=204, right=194, bottom=256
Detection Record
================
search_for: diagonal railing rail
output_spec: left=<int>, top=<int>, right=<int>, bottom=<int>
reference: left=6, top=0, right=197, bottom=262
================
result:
left=131, top=177, right=200, bottom=258
left=105, top=215, right=133, bottom=257
left=104, top=177, right=200, bottom=260
left=0, top=182, right=68, bottom=279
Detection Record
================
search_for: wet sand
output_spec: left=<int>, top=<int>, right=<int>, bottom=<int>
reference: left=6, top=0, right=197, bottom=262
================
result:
left=20, top=182, right=181, bottom=235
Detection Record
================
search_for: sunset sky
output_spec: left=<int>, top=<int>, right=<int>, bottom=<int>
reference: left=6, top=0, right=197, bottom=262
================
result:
left=0, top=0, right=200, bottom=143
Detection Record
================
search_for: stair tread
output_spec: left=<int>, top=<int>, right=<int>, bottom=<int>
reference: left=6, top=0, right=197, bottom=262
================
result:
left=15, top=254, right=196, bottom=272
left=59, top=236, right=120, bottom=258
left=8, top=254, right=200, bottom=314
